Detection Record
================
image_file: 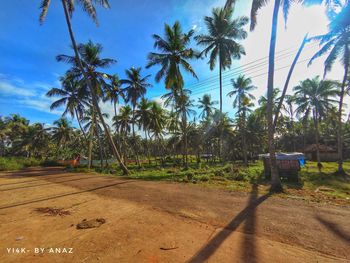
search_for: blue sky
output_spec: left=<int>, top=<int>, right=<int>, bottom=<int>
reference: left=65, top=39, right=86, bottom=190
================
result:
left=0, top=0, right=345, bottom=126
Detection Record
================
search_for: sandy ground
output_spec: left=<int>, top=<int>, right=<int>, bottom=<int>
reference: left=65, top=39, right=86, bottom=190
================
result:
left=0, top=167, right=349, bottom=263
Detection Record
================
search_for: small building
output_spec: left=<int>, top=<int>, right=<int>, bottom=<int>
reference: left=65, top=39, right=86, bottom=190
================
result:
left=259, top=152, right=305, bottom=181
left=303, top=144, right=338, bottom=162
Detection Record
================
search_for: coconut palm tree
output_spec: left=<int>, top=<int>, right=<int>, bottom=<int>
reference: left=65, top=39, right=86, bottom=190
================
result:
left=294, top=76, right=339, bottom=171
left=283, top=95, right=297, bottom=151
left=51, top=118, right=74, bottom=148
left=146, top=21, right=198, bottom=105
left=39, top=0, right=128, bottom=175
left=197, top=94, right=218, bottom=120
left=175, top=91, right=195, bottom=168
left=120, top=67, right=152, bottom=166
left=135, top=98, right=152, bottom=163
left=195, top=7, right=248, bottom=113
left=104, top=74, right=123, bottom=119
left=113, top=105, right=132, bottom=162
left=227, top=75, right=256, bottom=166
left=308, top=1, right=350, bottom=174
left=46, top=74, right=88, bottom=139
left=148, top=101, right=167, bottom=165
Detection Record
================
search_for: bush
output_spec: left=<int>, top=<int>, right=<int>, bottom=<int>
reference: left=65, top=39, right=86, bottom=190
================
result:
left=0, top=157, right=41, bottom=171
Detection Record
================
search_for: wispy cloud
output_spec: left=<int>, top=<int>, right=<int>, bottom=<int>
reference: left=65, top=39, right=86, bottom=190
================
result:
left=0, top=74, right=63, bottom=116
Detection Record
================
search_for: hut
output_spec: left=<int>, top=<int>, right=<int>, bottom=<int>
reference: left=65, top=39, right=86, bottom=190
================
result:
left=259, top=152, right=305, bottom=181
left=303, top=144, right=338, bottom=162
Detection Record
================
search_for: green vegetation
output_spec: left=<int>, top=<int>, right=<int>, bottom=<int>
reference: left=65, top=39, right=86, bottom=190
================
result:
left=0, top=157, right=61, bottom=171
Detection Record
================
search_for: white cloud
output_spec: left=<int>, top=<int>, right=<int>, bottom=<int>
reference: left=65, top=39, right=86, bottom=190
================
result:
left=0, top=81, right=36, bottom=97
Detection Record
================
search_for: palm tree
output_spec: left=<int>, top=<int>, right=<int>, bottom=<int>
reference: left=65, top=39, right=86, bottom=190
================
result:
left=51, top=118, right=74, bottom=149
left=227, top=75, right=256, bottom=166
left=113, top=105, right=132, bottom=162
left=39, top=0, right=128, bottom=175
left=46, top=74, right=88, bottom=139
left=197, top=94, right=218, bottom=120
left=195, top=7, right=248, bottom=113
left=120, top=67, right=152, bottom=166
left=175, top=91, right=195, bottom=168
left=146, top=21, right=198, bottom=104
left=104, top=74, right=123, bottom=119
left=308, top=1, right=350, bottom=174
left=148, top=101, right=167, bottom=165
left=135, top=98, right=152, bottom=163
left=294, top=76, right=339, bottom=171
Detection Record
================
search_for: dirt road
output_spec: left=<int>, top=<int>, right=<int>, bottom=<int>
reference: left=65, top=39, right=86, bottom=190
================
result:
left=0, top=167, right=349, bottom=263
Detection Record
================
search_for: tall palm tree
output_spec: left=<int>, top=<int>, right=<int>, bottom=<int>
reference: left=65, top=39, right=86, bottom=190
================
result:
left=294, top=76, right=339, bottom=171
left=197, top=94, right=218, bottom=120
left=46, top=74, right=88, bottom=140
left=39, top=0, right=128, bottom=175
left=195, top=7, right=248, bottom=113
left=309, top=1, right=350, bottom=174
left=283, top=94, right=297, bottom=151
left=120, top=67, right=152, bottom=166
left=227, top=75, right=256, bottom=166
left=249, top=0, right=342, bottom=192
left=146, top=21, right=198, bottom=106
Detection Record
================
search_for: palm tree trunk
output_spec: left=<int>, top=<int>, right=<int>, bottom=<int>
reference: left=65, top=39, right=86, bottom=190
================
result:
left=88, top=109, right=95, bottom=170
left=61, top=0, right=128, bottom=175
left=337, top=59, right=348, bottom=175
left=132, top=105, right=141, bottom=167
left=93, top=113, right=104, bottom=169
left=267, top=0, right=282, bottom=192
left=273, top=34, right=308, bottom=129
left=183, top=114, right=188, bottom=169
left=242, top=112, right=248, bottom=166
left=145, top=130, right=151, bottom=164
left=218, top=52, right=223, bottom=161
left=314, top=110, right=322, bottom=172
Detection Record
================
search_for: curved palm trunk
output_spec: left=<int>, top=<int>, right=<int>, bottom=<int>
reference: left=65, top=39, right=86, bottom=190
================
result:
left=61, top=0, right=128, bottom=175
left=273, top=34, right=308, bottom=129
left=267, top=0, right=282, bottom=192
left=337, top=56, right=349, bottom=175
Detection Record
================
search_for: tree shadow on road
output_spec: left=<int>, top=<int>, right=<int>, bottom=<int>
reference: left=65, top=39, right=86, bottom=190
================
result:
left=188, top=184, right=269, bottom=263
left=316, top=215, right=350, bottom=243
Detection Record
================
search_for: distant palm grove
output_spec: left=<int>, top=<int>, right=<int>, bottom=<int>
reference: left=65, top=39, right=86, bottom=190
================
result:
left=0, top=0, right=350, bottom=193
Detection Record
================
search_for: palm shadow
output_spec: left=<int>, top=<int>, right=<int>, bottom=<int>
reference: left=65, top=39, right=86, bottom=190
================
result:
left=316, top=215, right=350, bottom=243
left=188, top=184, right=269, bottom=263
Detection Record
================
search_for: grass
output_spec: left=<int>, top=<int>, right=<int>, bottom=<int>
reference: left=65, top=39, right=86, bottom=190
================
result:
left=0, top=157, right=61, bottom=171
left=2, top=156, right=349, bottom=204
left=86, top=159, right=350, bottom=204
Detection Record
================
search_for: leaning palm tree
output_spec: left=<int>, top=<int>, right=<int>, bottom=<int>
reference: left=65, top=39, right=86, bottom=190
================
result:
left=294, top=76, right=339, bottom=171
left=39, top=0, right=128, bottom=175
left=120, top=67, right=152, bottom=166
left=55, top=41, right=128, bottom=173
left=195, top=7, right=248, bottom=113
left=197, top=94, right=218, bottom=120
left=146, top=21, right=198, bottom=107
left=308, top=1, right=350, bottom=175
left=227, top=75, right=256, bottom=166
